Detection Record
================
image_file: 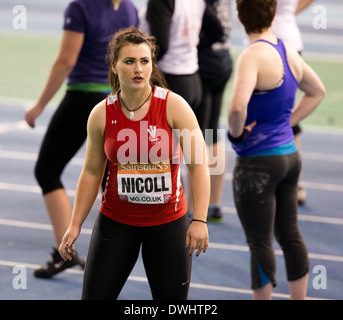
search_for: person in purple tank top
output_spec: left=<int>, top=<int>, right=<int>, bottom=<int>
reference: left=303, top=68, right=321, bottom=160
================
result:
left=24, top=0, right=138, bottom=278
left=227, top=0, right=325, bottom=299
left=272, top=0, right=315, bottom=206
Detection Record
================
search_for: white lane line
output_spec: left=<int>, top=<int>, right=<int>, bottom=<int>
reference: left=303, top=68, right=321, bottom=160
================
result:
left=297, top=214, right=343, bottom=225
left=301, top=181, right=343, bottom=193
left=208, top=242, right=343, bottom=263
left=224, top=173, right=343, bottom=193
left=0, top=150, right=85, bottom=166
left=0, top=182, right=75, bottom=196
left=0, top=218, right=92, bottom=235
left=0, top=121, right=47, bottom=135
left=2, top=148, right=343, bottom=164
left=0, top=121, right=28, bottom=134
left=0, top=181, right=342, bottom=225
left=0, top=259, right=328, bottom=300
left=301, top=151, right=343, bottom=163
left=1, top=172, right=343, bottom=198
left=1, top=218, right=342, bottom=263
left=221, top=206, right=343, bottom=226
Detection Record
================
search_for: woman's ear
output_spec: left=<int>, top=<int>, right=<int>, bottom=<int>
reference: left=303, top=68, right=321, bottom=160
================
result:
left=111, top=62, right=117, bottom=74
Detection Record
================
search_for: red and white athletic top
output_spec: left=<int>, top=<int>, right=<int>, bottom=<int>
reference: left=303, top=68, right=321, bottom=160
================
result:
left=100, top=86, right=187, bottom=226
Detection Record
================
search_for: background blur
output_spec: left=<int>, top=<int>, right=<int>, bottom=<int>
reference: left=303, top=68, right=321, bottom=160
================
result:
left=0, top=0, right=343, bottom=128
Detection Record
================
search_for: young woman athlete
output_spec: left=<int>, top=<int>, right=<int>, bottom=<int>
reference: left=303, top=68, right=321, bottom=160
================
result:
left=228, top=0, right=325, bottom=300
left=59, top=27, right=210, bottom=300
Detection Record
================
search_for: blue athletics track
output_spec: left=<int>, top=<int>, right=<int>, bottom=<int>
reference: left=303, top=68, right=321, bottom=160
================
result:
left=0, top=0, right=342, bottom=303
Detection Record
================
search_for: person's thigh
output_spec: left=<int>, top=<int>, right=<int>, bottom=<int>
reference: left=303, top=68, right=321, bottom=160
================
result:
left=82, top=214, right=141, bottom=300
left=232, top=156, right=289, bottom=289
left=164, top=73, right=202, bottom=112
left=35, top=91, right=107, bottom=193
left=141, top=214, right=192, bottom=300
left=274, top=152, right=309, bottom=281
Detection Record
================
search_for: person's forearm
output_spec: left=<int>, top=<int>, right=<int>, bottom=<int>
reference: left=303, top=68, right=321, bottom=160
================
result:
left=146, top=0, right=174, bottom=60
left=296, top=0, right=314, bottom=14
left=189, top=164, right=210, bottom=222
left=35, top=60, right=73, bottom=110
left=70, top=170, right=103, bottom=228
left=228, top=101, right=247, bottom=137
left=290, top=92, right=324, bottom=127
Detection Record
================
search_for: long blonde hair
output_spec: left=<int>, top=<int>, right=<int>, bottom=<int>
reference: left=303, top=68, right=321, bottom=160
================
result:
left=106, top=27, right=168, bottom=93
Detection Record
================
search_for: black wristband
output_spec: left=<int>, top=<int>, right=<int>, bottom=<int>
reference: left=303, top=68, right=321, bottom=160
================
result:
left=191, top=219, right=207, bottom=224
left=227, top=128, right=249, bottom=144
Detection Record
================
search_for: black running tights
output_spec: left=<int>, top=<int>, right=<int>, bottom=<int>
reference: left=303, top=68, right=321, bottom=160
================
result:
left=34, top=90, right=108, bottom=195
left=232, top=153, right=309, bottom=290
left=81, top=213, right=192, bottom=300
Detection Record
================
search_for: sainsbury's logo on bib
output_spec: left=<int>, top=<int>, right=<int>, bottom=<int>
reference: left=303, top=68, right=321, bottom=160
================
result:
left=117, top=160, right=172, bottom=204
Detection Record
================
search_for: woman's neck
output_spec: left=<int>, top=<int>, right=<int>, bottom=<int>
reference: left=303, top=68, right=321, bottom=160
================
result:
left=248, top=28, right=278, bottom=45
left=119, top=86, right=152, bottom=109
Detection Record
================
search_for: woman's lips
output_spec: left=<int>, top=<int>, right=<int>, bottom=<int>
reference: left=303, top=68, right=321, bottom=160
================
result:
left=133, top=76, right=143, bottom=83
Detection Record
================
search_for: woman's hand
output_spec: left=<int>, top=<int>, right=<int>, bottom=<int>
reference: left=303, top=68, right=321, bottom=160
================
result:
left=245, top=120, right=257, bottom=132
left=58, top=225, right=81, bottom=261
left=185, top=221, right=209, bottom=257
left=24, top=105, right=44, bottom=128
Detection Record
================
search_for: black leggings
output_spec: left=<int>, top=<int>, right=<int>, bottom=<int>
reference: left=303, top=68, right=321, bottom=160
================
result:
left=164, top=72, right=202, bottom=112
left=35, top=90, right=108, bottom=195
left=195, top=78, right=229, bottom=145
left=232, top=153, right=309, bottom=290
left=82, top=213, right=192, bottom=300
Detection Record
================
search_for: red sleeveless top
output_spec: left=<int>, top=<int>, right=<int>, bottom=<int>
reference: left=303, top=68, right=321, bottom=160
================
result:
left=99, top=86, right=187, bottom=226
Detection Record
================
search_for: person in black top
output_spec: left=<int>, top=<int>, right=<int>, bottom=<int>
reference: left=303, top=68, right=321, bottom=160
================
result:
left=196, top=0, right=233, bottom=223
left=139, top=0, right=206, bottom=216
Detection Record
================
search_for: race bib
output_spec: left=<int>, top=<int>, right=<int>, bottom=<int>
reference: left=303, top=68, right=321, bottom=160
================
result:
left=117, top=161, right=172, bottom=204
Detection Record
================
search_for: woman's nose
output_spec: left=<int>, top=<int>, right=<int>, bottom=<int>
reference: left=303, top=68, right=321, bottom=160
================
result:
left=134, top=63, right=142, bottom=74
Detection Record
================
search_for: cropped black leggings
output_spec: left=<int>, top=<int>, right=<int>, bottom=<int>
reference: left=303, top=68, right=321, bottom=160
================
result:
left=196, top=76, right=232, bottom=145
left=232, top=152, right=309, bottom=290
left=82, top=213, right=192, bottom=300
left=34, top=90, right=108, bottom=195
left=164, top=72, right=202, bottom=112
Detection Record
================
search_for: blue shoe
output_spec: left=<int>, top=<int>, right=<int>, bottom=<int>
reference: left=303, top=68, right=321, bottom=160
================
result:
left=207, top=207, right=224, bottom=223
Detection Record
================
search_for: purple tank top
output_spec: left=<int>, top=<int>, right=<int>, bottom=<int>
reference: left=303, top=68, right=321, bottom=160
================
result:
left=232, top=38, right=298, bottom=157
left=63, top=0, right=138, bottom=85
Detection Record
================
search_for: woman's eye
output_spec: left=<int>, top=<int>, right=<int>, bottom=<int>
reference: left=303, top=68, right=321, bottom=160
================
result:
left=141, top=59, right=149, bottom=64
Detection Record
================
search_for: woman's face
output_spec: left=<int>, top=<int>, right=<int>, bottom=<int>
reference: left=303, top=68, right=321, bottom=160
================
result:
left=112, top=42, right=153, bottom=91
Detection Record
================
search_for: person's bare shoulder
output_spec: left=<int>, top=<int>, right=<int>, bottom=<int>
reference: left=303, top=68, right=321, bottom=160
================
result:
left=88, top=98, right=107, bottom=135
left=166, top=91, right=196, bottom=130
